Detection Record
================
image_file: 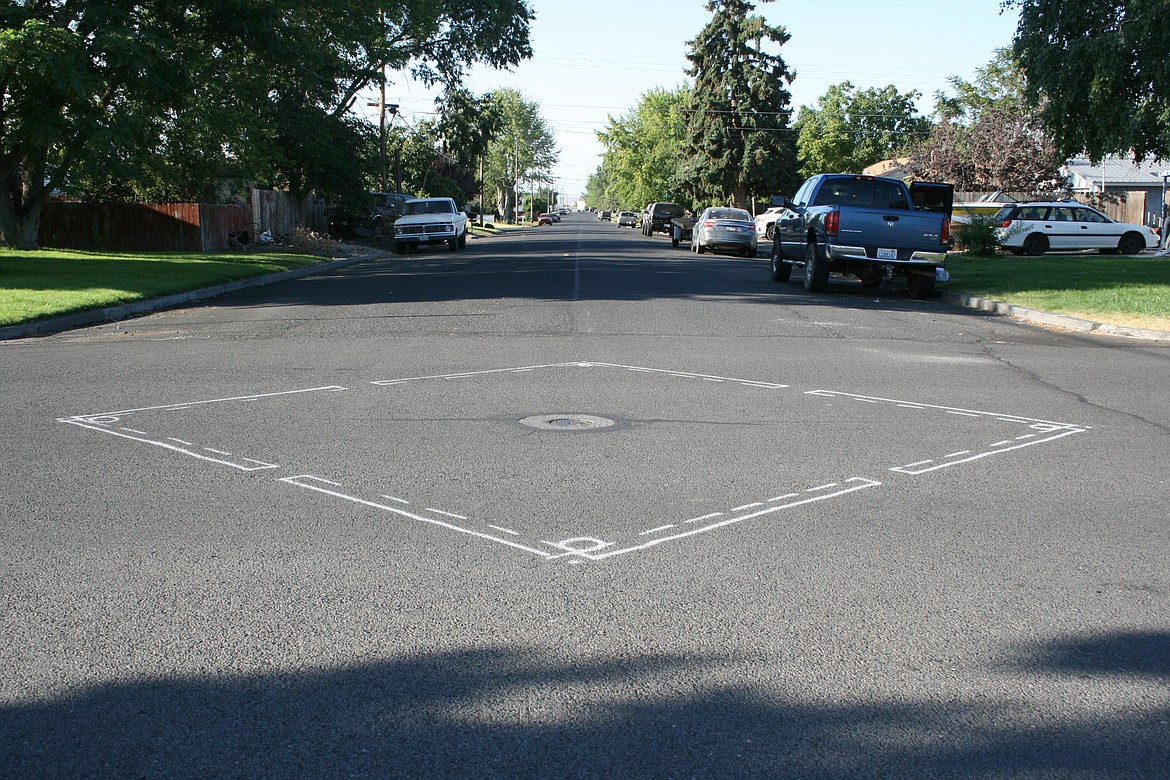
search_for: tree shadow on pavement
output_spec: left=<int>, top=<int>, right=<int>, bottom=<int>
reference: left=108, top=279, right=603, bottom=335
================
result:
left=3, top=634, right=1167, bottom=778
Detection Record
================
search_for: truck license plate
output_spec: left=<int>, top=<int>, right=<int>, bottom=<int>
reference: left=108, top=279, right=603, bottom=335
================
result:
left=877, top=248, right=897, bottom=260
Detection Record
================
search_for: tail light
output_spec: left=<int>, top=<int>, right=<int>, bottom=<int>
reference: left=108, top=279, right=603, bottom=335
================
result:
left=941, top=218, right=950, bottom=245
left=703, top=220, right=715, bottom=228
left=1000, top=219, right=1013, bottom=228
left=825, top=210, right=839, bottom=237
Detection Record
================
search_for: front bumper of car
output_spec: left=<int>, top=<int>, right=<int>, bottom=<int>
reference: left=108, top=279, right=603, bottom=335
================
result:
left=395, top=222, right=459, bottom=241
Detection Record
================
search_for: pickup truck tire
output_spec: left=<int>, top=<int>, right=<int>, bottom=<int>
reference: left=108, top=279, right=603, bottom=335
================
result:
left=803, top=242, right=829, bottom=292
left=770, top=249, right=792, bottom=282
left=448, top=237, right=458, bottom=251
left=765, top=224, right=776, bottom=241
left=1022, top=233, right=1049, bottom=255
left=458, top=232, right=467, bottom=249
left=906, top=273, right=936, bottom=299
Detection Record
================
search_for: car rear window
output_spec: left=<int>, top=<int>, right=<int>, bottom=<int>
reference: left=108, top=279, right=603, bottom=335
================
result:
left=654, top=203, right=684, bottom=217
left=709, top=209, right=752, bottom=221
left=813, top=179, right=908, bottom=210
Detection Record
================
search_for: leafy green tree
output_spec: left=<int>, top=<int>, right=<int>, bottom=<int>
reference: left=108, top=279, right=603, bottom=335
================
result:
left=678, top=0, right=798, bottom=209
left=480, top=88, right=557, bottom=220
left=909, top=49, right=1061, bottom=193
left=795, top=82, right=930, bottom=177
left=0, top=0, right=534, bottom=249
left=595, top=85, right=690, bottom=210
left=584, top=167, right=618, bottom=211
left=1005, top=0, right=1169, bottom=161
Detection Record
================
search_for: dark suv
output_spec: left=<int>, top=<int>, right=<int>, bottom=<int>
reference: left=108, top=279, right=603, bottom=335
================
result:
left=642, top=202, right=685, bottom=235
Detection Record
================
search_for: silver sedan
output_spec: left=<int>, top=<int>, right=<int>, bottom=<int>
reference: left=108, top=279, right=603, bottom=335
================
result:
left=691, top=207, right=758, bottom=257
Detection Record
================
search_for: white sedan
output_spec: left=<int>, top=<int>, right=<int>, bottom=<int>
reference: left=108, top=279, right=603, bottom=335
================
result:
left=994, top=201, right=1158, bottom=255
left=754, top=207, right=784, bottom=242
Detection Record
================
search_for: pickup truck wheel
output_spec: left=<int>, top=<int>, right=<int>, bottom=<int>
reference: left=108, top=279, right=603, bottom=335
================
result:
left=1118, top=232, right=1145, bottom=255
left=907, top=273, right=936, bottom=299
left=770, top=250, right=792, bottom=282
left=447, top=237, right=458, bottom=251
left=803, top=242, right=828, bottom=292
left=458, top=232, right=467, bottom=249
left=765, top=224, right=776, bottom=242
left=1022, top=233, right=1048, bottom=255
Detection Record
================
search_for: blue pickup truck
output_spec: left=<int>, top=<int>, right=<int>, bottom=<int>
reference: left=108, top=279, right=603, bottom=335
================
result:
left=767, top=174, right=953, bottom=298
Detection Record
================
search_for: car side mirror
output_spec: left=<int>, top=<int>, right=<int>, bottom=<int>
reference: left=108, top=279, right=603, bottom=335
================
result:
left=769, top=195, right=787, bottom=208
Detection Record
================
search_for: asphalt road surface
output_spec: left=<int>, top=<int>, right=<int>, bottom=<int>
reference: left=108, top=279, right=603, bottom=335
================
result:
left=3, top=212, right=1168, bottom=778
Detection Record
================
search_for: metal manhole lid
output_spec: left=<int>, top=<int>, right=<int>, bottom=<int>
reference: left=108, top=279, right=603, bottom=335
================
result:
left=517, top=413, right=618, bottom=431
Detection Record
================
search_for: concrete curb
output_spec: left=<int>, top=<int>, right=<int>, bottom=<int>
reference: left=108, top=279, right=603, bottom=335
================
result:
left=941, top=290, right=1170, bottom=342
left=0, top=251, right=383, bottom=341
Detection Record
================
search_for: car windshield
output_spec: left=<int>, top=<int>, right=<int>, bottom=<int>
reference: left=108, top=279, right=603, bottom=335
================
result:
left=708, top=209, right=752, bottom=221
left=404, top=200, right=454, bottom=215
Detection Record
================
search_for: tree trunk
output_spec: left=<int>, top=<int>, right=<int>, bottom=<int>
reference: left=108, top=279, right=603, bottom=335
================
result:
left=0, top=173, right=45, bottom=250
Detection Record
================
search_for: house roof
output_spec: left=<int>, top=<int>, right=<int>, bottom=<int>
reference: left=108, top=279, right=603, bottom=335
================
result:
left=1063, top=155, right=1169, bottom=189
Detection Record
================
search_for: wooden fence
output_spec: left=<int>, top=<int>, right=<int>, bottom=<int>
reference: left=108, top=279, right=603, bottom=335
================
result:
left=39, top=189, right=326, bottom=252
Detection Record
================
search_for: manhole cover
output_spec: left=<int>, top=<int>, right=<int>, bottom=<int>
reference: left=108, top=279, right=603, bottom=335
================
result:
left=517, top=413, right=618, bottom=431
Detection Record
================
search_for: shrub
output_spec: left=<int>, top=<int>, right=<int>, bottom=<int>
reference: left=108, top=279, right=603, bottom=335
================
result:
left=953, top=215, right=1001, bottom=256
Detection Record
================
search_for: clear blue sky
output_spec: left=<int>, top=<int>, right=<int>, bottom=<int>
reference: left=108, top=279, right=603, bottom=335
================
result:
left=377, top=0, right=1022, bottom=201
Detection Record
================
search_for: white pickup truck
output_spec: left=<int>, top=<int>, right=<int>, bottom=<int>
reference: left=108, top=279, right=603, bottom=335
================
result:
left=392, top=197, right=468, bottom=253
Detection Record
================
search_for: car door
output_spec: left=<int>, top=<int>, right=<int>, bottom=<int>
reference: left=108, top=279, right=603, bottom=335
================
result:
left=1046, top=207, right=1083, bottom=250
left=1070, top=206, right=1117, bottom=249
left=777, top=177, right=816, bottom=259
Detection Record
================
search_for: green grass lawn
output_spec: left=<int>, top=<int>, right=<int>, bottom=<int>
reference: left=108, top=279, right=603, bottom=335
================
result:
left=0, top=248, right=326, bottom=327
left=942, top=253, right=1170, bottom=331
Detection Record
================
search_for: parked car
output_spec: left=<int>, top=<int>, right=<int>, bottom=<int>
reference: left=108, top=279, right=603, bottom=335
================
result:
left=768, top=173, right=953, bottom=298
left=993, top=202, right=1159, bottom=255
left=537, top=213, right=554, bottom=226
left=642, top=202, right=686, bottom=235
left=754, top=206, right=784, bottom=242
left=598, top=210, right=612, bottom=221
left=617, top=211, right=640, bottom=228
left=370, top=192, right=412, bottom=233
left=692, top=207, right=758, bottom=256
left=393, top=197, right=468, bottom=253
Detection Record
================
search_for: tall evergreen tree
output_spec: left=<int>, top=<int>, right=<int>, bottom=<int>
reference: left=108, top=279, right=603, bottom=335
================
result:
left=679, top=0, right=797, bottom=209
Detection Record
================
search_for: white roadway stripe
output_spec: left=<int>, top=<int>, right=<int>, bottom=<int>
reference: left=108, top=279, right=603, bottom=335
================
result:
left=638, top=524, right=677, bottom=536
left=64, top=385, right=348, bottom=420
left=805, top=391, right=1084, bottom=428
left=280, top=476, right=552, bottom=557
left=686, top=512, right=724, bottom=523
left=488, top=525, right=520, bottom=536
left=890, top=428, right=1085, bottom=474
left=426, top=508, right=468, bottom=520
left=369, top=361, right=790, bottom=389
left=59, top=420, right=279, bottom=471
left=379, top=495, right=410, bottom=505
left=578, top=478, right=883, bottom=561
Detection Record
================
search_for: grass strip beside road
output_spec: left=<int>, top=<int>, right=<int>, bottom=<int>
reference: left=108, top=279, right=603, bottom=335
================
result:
left=0, top=248, right=326, bottom=327
left=942, top=253, right=1170, bottom=331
